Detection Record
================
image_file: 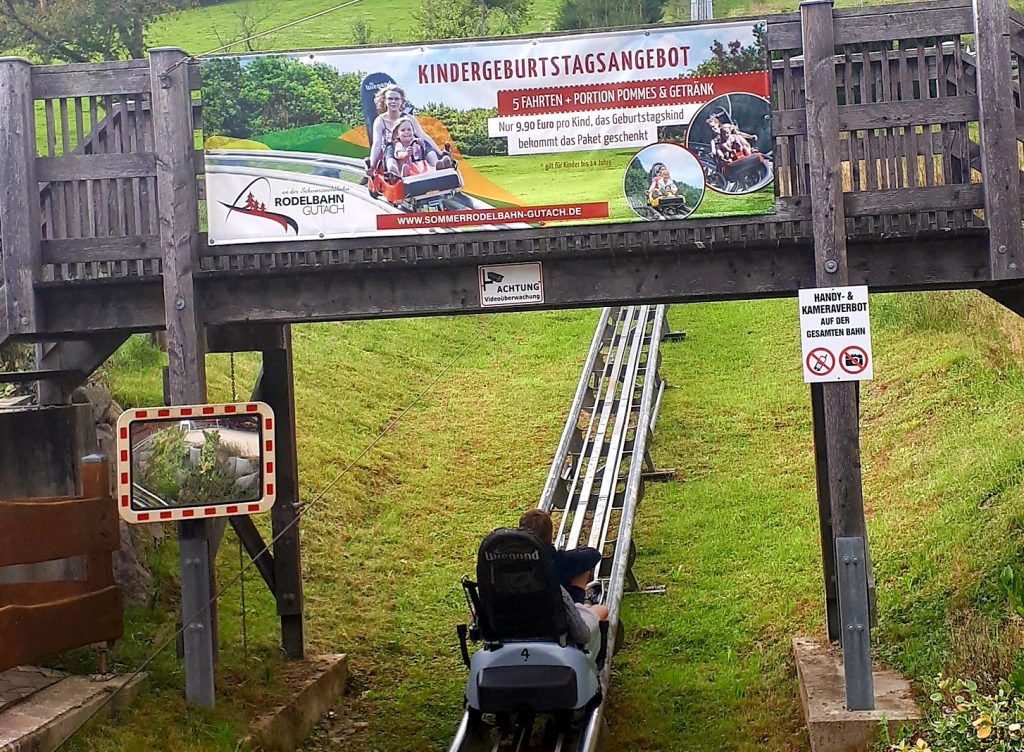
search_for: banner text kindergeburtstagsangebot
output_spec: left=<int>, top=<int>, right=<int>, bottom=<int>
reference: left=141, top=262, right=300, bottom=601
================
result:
left=201, top=21, right=773, bottom=245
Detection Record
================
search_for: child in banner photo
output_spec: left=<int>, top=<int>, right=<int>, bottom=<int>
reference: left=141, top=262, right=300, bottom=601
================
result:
left=648, top=163, right=679, bottom=201
left=385, top=117, right=452, bottom=177
left=707, top=109, right=758, bottom=162
left=722, top=123, right=755, bottom=158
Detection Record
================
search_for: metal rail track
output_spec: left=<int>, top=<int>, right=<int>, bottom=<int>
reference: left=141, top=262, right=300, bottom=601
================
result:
left=451, top=304, right=670, bottom=752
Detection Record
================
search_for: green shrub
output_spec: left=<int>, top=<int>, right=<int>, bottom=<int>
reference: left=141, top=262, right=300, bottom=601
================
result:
left=883, top=677, right=1024, bottom=751
left=417, top=104, right=506, bottom=156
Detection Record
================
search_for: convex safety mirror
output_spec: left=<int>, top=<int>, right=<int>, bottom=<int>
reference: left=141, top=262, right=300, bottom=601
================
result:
left=115, top=402, right=277, bottom=523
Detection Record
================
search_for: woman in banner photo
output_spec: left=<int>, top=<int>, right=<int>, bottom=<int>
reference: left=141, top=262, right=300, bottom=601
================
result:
left=368, top=84, right=443, bottom=174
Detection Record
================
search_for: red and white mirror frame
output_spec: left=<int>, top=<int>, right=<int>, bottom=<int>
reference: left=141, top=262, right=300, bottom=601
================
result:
left=115, top=402, right=277, bottom=524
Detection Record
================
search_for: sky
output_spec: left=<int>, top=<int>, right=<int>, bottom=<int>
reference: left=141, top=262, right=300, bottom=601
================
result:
left=634, top=142, right=705, bottom=189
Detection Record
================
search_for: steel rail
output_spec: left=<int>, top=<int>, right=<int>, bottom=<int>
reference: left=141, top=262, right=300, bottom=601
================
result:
left=553, top=307, right=628, bottom=547
left=565, top=306, right=638, bottom=549
left=451, top=304, right=670, bottom=752
left=538, top=307, right=613, bottom=515
left=576, top=304, right=668, bottom=752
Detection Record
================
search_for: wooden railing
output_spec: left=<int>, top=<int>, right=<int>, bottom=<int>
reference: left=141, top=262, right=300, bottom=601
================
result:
left=0, top=456, right=123, bottom=671
left=33, top=59, right=162, bottom=282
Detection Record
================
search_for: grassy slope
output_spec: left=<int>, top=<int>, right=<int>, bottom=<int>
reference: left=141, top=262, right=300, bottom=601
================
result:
left=77, top=291, right=1024, bottom=752
left=147, top=0, right=561, bottom=54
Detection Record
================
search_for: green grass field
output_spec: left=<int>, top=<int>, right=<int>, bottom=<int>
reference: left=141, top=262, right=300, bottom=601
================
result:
left=146, top=0, right=562, bottom=55
left=64, top=290, right=1024, bottom=752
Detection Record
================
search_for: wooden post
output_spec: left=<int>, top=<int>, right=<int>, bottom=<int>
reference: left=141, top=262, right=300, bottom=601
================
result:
left=261, top=326, right=305, bottom=659
left=811, top=383, right=840, bottom=642
left=0, top=57, right=41, bottom=336
left=801, top=0, right=874, bottom=710
left=150, top=47, right=216, bottom=708
left=973, top=0, right=1024, bottom=280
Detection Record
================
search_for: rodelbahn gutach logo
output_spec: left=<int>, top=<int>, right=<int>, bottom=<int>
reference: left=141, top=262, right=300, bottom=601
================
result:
left=221, top=177, right=299, bottom=235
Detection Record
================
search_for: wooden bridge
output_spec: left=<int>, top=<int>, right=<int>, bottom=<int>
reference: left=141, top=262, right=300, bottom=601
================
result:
left=3, top=0, right=1024, bottom=365
left=2, top=0, right=1024, bottom=717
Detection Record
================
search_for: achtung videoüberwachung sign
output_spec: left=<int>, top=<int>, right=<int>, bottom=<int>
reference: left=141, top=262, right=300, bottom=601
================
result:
left=799, top=286, right=873, bottom=383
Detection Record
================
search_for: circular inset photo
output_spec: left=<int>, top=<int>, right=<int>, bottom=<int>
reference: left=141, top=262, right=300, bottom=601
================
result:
left=686, top=93, right=774, bottom=195
left=624, top=143, right=705, bottom=221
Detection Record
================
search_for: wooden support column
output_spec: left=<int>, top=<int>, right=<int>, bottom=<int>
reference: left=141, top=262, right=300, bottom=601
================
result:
left=801, top=0, right=874, bottom=711
left=150, top=47, right=215, bottom=708
left=974, top=0, right=1024, bottom=279
left=0, top=57, right=41, bottom=337
left=810, top=383, right=840, bottom=643
left=260, top=326, right=304, bottom=659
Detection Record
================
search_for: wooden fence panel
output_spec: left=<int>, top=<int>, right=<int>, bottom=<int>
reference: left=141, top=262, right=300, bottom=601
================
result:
left=0, top=586, right=123, bottom=671
left=35, top=81, right=159, bottom=281
left=0, top=496, right=119, bottom=567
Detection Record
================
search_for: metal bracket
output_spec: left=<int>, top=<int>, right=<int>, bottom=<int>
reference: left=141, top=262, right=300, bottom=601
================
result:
left=642, top=468, right=676, bottom=482
left=836, top=536, right=874, bottom=710
left=626, top=585, right=668, bottom=596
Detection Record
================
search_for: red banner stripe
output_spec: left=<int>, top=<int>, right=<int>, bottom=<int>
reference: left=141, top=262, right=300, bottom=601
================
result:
left=497, top=72, right=770, bottom=116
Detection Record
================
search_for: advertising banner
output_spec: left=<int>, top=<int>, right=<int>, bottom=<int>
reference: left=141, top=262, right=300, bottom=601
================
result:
left=201, top=21, right=773, bottom=245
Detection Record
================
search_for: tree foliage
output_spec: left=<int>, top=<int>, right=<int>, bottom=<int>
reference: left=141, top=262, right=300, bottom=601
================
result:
left=555, top=0, right=665, bottom=30
left=201, top=56, right=364, bottom=139
left=137, top=428, right=249, bottom=507
left=417, top=104, right=506, bottom=156
left=0, top=0, right=187, bottom=62
left=413, top=0, right=530, bottom=40
left=689, top=23, right=767, bottom=76
left=0, top=343, right=33, bottom=399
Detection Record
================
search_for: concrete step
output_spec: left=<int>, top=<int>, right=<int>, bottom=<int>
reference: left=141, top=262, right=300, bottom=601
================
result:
left=0, top=668, right=146, bottom=752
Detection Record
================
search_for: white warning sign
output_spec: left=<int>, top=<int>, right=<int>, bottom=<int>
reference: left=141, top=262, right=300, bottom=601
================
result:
left=479, top=263, right=544, bottom=307
left=799, top=285, right=873, bottom=383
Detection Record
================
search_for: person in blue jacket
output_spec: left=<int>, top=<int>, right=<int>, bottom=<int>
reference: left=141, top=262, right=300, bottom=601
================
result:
left=519, top=508, right=608, bottom=620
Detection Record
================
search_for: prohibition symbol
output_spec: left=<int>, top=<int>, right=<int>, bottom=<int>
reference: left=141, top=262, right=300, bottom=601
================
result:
left=806, top=347, right=835, bottom=376
left=840, top=345, right=869, bottom=375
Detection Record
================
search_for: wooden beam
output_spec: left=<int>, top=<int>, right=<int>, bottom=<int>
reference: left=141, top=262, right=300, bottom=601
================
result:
left=36, top=153, right=157, bottom=182
left=207, top=323, right=287, bottom=353
left=973, top=0, right=1024, bottom=279
left=41, top=236, right=161, bottom=265
left=0, top=284, right=8, bottom=348
left=150, top=48, right=204, bottom=405
left=802, top=0, right=874, bottom=710
left=259, top=327, right=305, bottom=660
left=150, top=47, right=215, bottom=710
left=0, top=368, right=83, bottom=384
left=981, top=281, right=1024, bottom=315
left=0, top=496, right=118, bottom=566
left=0, top=58, right=42, bottom=335
left=35, top=333, right=129, bottom=403
left=33, top=63, right=150, bottom=98
left=33, top=232, right=991, bottom=336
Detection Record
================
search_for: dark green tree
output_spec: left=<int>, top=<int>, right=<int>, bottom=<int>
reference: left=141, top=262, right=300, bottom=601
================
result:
left=555, top=0, right=665, bottom=31
left=413, top=0, right=531, bottom=39
left=201, top=56, right=364, bottom=139
left=0, top=0, right=187, bottom=62
left=199, top=58, right=258, bottom=141
left=624, top=158, right=650, bottom=209
left=418, top=104, right=507, bottom=156
left=689, top=23, right=767, bottom=76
